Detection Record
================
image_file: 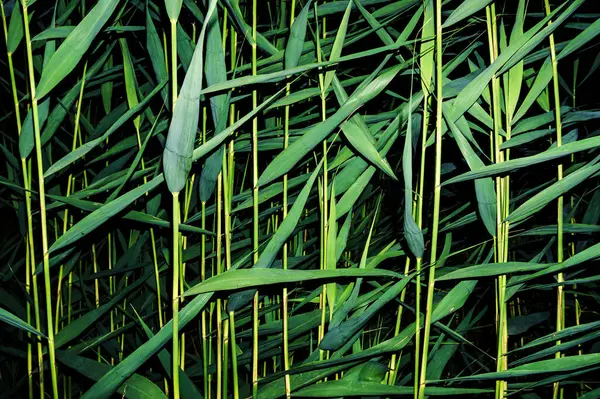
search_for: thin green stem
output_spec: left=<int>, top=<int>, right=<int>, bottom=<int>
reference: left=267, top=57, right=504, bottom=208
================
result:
left=216, top=171, right=223, bottom=399
left=485, top=5, right=509, bottom=398
left=251, top=0, right=260, bottom=396
left=417, top=0, right=442, bottom=396
left=544, top=2, right=565, bottom=398
left=2, top=6, right=34, bottom=395
left=201, top=200, right=209, bottom=396
left=229, top=311, right=240, bottom=399
left=172, top=192, right=181, bottom=399
left=22, top=4, right=59, bottom=398
left=282, top=0, right=296, bottom=395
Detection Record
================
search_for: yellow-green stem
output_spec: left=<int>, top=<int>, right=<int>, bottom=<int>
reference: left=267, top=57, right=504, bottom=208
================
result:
left=172, top=192, right=181, bottom=399
left=486, top=5, right=509, bottom=398
left=251, top=0, right=260, bottom=396
left=417, top=1, right=442, bottom=397
left=543, top=2, right=565, bottom=397
left=22, top=4, right=59, bottom=397
left=2, top=6, right=34, bottom=394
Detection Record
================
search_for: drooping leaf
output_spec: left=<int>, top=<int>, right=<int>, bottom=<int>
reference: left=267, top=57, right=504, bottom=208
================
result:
left=163, top=0, right=218, bottom=193
left=402, top=99, right=424, bottom=258
left=444, top=110, right=496, bottom=236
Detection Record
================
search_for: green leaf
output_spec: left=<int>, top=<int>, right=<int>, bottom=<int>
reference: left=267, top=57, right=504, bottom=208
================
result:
left=46, top=193, right=212, bottom=238
left=19, top=98, right=50, bottom=159
left=191, top=86, right=286, bottom=163
left=227, top=160, right=323, bottom=312
left=49, top=175, right=164, bottom=253
left=199, top=7, right=229, bottom=202
left=163, top=0, right=218, bottom=193
left=438, top=262, right=549, bottom=281
left=558, top=16, right=600, bottom=61
left=82, top=292, right=213, bottom=399
left=198, top=42, right=408, bottom=96
left=513, top=320, right=600, bottom=353
left=258, top=64, right=403, bottom=187
left=134, top=311, right=202, bottom=399
left=326, top=183, right=338, bottom=315
left=508, top=311, right=549, bottom=335
left=431, top=280, right=477, bottom=323
left=0, top=307, right=45, bottom=338
left=323, top=0, right=352, bottom=92
left=285, top=0, right=312, bottom=70
left=119, top=33, right=142, bottom=131
left=44, top=81, right=166, bottom=178
left=444, top=354, right=600, bottom=381
left=320, top=276, right=412, bottom=350
left=56, top=350, right=167, bottom=399
left=185, top=268, right=403, bottom=296
left=332, top=74, right=397, bottom=179
left=55, top=273, right=150, bottom=348
left=446, top=1, right=577, bottom=123
left=518, top=223, right=600, bottom=236
left=506, top=0, right=526, bottom=120
left=443, top=0, right=493, bottom=28
left=509, top=241, right=600, bottom=286
left=221, top=0, right=279, bottom=56
left=329, top=202, right=379, bottom=329
left=508, top=156, right=600, bottom=224
left=402, top=100, right=424, bottom=258
left=41, top=44, right=114, bottom=145
left=35, top=0, right=119, bottom=100
left=164, top=0, right=183, bottom=20
left=6, top=0, right=24, bottom=54
left=444, top=135, right=600, bottom=185
left=294, top=381, right=491, bottom=397
left=444, top=110, right=496, bottom=236
left=146, top=4, right=169, bottom=106
left=512, top=57, right=552, bottom=124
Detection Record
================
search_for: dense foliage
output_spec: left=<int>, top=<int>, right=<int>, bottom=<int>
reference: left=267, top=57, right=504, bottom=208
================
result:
left=1, top=0, right=600, bottom=398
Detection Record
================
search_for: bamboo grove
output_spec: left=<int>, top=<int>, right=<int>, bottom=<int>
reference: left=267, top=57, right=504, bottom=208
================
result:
left=1, top=0, right=600, bottom=398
